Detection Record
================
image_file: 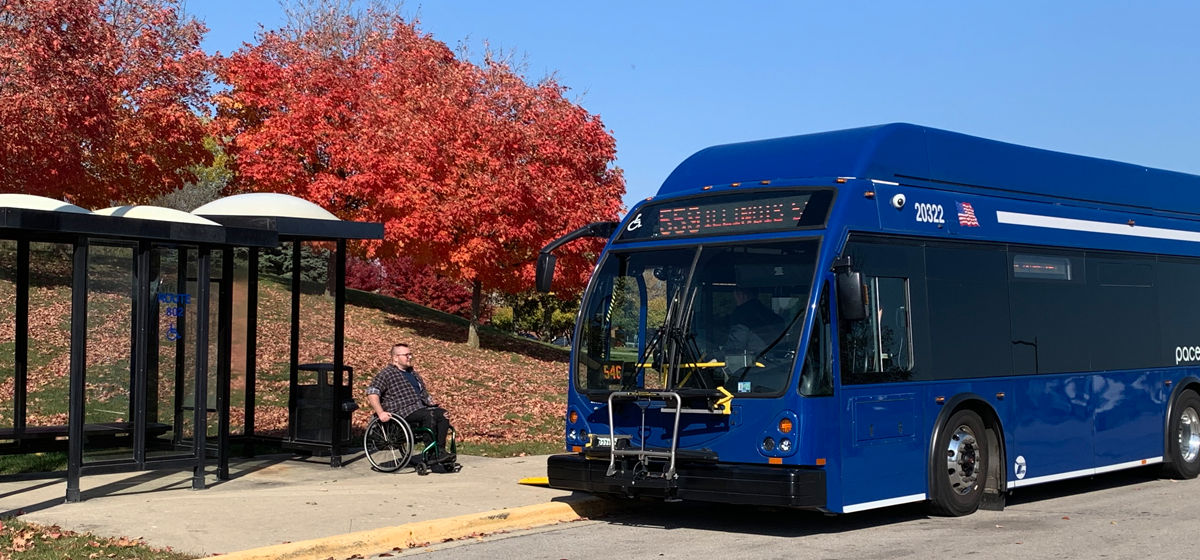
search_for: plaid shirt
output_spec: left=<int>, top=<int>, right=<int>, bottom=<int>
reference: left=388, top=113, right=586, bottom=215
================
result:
left=366, top=364, right=434, bottom=418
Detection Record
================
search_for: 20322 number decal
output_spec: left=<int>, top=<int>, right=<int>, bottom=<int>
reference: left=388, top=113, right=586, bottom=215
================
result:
left=915, top=202, right=945, bottom=224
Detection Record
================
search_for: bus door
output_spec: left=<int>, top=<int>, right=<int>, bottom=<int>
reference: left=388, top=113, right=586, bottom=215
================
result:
left=836, top=241, right=927, bottom=510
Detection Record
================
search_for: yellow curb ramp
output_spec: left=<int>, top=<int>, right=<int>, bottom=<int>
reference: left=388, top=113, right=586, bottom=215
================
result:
left=217, top=497, right=621, bottom=560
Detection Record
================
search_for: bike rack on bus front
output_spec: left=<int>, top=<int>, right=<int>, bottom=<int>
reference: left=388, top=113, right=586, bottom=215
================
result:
left=606, top=391, right=683, bottom=481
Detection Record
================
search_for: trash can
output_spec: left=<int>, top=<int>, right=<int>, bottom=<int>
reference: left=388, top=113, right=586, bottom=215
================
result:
left=293, top=363, right=357, bottom=443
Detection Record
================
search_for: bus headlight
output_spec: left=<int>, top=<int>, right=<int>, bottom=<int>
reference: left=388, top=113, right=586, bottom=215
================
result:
left=763, top=437, right=776, bottom=452
left=569, top=429, right=578, bottom=441
left=779, top=438, right=792, bottom=452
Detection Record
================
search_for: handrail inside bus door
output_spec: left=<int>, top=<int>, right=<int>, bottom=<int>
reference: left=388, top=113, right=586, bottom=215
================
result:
left=637, top=273, right=647, bottom=388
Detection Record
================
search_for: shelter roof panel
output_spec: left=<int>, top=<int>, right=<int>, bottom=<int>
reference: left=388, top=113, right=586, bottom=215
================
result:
left=95, top=205, right=222, bottom=226
left=0, top=207, right=276, bottom=247
left=193, top=193, right=340, bottom=221
left=197, top=215, right=384, bottom=240
left=0, top=194, right=91, bottom=214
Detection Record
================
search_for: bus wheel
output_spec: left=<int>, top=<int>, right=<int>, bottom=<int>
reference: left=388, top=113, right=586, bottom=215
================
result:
left=929, top=410, right=989, bottom=517
left=1165, top=391, right=1200, bottom=479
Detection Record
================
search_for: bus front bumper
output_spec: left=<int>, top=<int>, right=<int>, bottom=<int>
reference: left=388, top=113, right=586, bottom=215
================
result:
left=547, top=453, right=826, bottom=509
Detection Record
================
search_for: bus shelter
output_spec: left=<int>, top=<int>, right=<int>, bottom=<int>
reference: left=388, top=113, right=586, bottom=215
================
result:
left=192, top=194, right=384, bottom=468
left=0, top=194, right=277, bottom=502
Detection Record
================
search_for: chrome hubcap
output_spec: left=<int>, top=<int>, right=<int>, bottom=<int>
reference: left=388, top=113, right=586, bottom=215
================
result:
left=945, top=425, right=980, bottom=494
left=1179, top=407, right=1200, bottom=463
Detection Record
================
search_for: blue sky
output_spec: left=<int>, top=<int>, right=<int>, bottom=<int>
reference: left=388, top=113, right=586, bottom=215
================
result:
left=190, top=1, right=1200, bottom=211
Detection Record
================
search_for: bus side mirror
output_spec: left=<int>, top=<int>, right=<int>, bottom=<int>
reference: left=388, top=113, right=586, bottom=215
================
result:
left=833, top=257, right=867, bottom=322
left=536, top=253, right=557, bottom=293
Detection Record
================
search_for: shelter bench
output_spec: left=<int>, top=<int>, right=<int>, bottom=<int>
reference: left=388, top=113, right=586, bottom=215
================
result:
left=0, top=422, right=171, bottom=455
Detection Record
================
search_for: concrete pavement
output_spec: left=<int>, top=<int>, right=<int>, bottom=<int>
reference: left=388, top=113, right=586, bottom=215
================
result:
left=410, top=466, right=1200, bottom=560
left=0, top=453, right=573, bottom=556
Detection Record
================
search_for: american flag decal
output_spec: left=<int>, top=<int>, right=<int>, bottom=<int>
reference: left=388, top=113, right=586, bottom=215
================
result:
left=957, top=202, right=980, bottom=227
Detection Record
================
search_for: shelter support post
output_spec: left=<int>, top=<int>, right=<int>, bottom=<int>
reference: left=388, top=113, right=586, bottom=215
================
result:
left=244, top=247, right=258, bottom=458
left=14, top=240, right=28, bottom=429
left=330, top=240, right=347, bottom=468
left=192, top=248, right=211, bottom=490
left=288, top=242, right=301, bottom=441
left=133, top=241, right=151, bottom=468
left=66, top=239, right=89, bottom=503
left=217, top=248, right=233, bottom=480
left=146, top=247, right=161, bottom=427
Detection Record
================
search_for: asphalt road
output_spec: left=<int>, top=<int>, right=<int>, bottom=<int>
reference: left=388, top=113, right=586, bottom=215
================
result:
left=409, top=466, right=1200, bottom=560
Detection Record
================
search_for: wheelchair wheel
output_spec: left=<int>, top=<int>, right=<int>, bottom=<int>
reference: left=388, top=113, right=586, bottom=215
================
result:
left=415, top=462, right=430, bottom=476
left=364, top=417, right=413, bottom=473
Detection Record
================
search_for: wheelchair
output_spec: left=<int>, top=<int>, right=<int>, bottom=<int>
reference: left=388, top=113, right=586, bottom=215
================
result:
left=363, top=415, right=461, bottom=475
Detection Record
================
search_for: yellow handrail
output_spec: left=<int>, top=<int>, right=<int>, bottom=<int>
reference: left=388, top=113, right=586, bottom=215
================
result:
left=637, top=361, right=764, bottom=369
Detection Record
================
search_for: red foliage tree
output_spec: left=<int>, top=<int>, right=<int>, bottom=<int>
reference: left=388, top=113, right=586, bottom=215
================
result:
left=216, top=2, right=623, bottom=347
left=0, top=0, right=213, bottom=207
left=346, top=256, right=483, bottom=320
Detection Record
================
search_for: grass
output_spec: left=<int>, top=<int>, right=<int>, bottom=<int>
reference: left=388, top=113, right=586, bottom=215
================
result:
left=457, top=440, right=564, bottom=458
left=0, top=452, right=66, bottom=475
left=0, top=516, right=195, bottom=559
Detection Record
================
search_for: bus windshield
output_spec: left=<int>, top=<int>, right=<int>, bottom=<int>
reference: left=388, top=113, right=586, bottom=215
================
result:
left=576, top=239, right=819, bottom=396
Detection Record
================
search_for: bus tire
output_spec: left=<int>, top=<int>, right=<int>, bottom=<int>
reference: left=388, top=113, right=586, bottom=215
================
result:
left=1164, top=390, right=1200, bottom=480
left=929, top=409, right=988, bottom=517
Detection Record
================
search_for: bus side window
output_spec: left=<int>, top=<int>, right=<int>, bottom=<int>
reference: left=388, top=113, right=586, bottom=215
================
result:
left=841, top=276, right=914, bottom=384
left=800, top=282, right=833, bottom=396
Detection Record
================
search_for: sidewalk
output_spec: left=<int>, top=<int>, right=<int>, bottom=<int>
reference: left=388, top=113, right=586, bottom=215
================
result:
left=0, top=453, right=572, bottom=556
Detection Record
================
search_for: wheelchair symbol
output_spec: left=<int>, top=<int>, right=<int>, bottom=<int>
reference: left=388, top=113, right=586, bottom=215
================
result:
left=626, top=212, right=643, bottom=232
left=166, top=323, right=180, bottom=342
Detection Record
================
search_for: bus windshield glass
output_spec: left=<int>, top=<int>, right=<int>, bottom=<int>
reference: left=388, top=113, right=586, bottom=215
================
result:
left=576, top=239, right=819, bottom=396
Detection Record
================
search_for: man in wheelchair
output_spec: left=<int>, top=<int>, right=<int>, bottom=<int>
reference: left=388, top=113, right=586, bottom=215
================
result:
left=366, top=343, right=457, bottom=469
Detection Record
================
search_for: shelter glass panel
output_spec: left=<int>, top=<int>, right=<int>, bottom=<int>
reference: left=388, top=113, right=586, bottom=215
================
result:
left=229, top=248, right=251, bottom=436
left=145, top=245, right=198, bottom=460
left=0, top=240, right=15, bottom=430
left=26, top=243, right=73, bottom=427
left=83, top=242, right=136, bottom=463
left=253, top=242, right=295, bottom=437
left=291, top=241, right=337, bottom=442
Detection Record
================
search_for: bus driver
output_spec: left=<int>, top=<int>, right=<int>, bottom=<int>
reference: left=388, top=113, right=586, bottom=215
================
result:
left=367, top=343, right=455, bottom=465
left=725, top=286, right=785, bottom=357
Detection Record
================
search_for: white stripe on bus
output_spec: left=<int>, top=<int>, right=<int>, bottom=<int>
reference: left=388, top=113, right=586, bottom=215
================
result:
left=1094, top=456, right=1163, bottom=474
left=842, top=493, right=926, bottom=513
left=1006, top=457, right=1163, bottom=489
left=996, top=211, right=1200, bottom=243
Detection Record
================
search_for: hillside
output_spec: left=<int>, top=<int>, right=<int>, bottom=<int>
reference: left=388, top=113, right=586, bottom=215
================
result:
left=246, top=275, right=571, bottom=448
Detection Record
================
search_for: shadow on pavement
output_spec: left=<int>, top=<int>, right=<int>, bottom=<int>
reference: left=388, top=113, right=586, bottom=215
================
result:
left=1006, top=465, right=1161, bottom=506
left=591, top=465, right=1165, bottom=538
left=207, top=454, right=298, bottom=486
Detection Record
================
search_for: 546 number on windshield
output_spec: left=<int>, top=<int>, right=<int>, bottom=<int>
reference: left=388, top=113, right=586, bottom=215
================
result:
left=915, top=202, right=945, bottom=224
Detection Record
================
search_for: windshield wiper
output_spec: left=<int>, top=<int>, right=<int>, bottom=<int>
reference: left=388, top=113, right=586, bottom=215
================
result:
left=629, top=323, right=666, bottom=390
left=736, top=304, right=808, bottom=382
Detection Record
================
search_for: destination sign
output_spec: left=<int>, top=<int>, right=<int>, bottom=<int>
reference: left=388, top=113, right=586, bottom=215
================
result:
left=619, top=189, right=833, bottom=241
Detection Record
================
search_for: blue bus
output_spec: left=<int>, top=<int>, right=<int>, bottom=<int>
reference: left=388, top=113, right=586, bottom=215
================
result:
left=536, top=123, right=1200, bottom=516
